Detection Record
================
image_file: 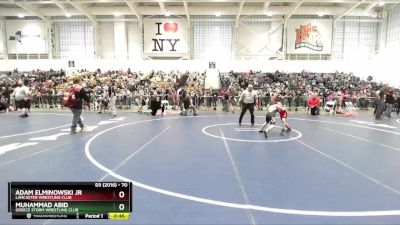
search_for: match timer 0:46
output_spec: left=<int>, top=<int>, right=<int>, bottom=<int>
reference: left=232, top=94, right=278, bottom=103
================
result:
left=8, top=182, right=132, bottom=220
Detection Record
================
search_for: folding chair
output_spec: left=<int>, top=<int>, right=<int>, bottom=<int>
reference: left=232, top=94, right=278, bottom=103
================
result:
left=323, top=101, right=336, bottom=116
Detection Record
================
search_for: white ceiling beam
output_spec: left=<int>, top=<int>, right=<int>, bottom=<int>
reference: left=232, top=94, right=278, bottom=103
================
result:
left=0, top=5, right=381, bottom=17
left=284, top=0, right=304, bottom=25
left=183, top=0, right=190, bottom=28
left=66, top=0, right=96, bottom=22
left=5, top=0, right=400, bottom=4
left=387, top=3, right=399, bottom=11
left=8, top=0, right=47, bottom=20
left=235, top=0, right=245, bottom=28
left=364, top=2, right=378, bottom=13
left=263, top=1, right=271, bottom=11
left=53, top=0, right=69, bottom=15
left=125, top=0, right=142, bottom=26
left=340, top=18, right=382, bottom=22
left=58, top=0, right=400, bottom=3
left=334, top=0, right=366, bottom=22
left=53, top=0, right=66, bottom=11
left=159, top=1, right=167, bottom=14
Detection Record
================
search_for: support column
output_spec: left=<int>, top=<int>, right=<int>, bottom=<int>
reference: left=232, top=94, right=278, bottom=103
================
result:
left=378, top=10, right=388, bottom=54
left=283, top=19, right=288, bottom=59
left=45, top=21, right=54, bottom=59
left=270, top=18, right=284, bottom=59
left=53, top=22, right=60, bottom=59
left=114, top=20, right=128, bottom=60
left=331, top=19, right=336, bottom=59
left=0, top=19, right=8, bottom=60
left=93, top=21, right=101, bottom=59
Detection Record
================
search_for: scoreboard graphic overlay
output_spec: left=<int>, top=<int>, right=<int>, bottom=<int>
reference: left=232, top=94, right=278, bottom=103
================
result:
left=8, top=182, right=132, bottom=220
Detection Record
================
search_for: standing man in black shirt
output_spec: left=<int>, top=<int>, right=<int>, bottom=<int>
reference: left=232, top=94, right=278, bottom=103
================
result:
left=222, top=90, right=229, bottom=112
left=238, top=85, right=257, bottom=126
left=385, top=90, right=395, bottom=119
left=69, top=76, right=90, bottom=133
left=396, top=94, right=400, bottom=116
left=212, top=91, right=218, bottom=111
left=178, top=86, right=187, bottom=113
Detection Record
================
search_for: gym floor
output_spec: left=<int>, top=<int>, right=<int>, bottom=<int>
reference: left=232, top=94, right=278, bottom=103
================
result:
left=1, top=110, right=400, bottom=225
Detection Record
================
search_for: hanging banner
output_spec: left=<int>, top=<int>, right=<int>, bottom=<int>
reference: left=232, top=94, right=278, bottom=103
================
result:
left=143, top=19, right=189, bottom=56
left=236, top=21, right=283, bottom=58
left=287, top=19, right=332, bottom=54
left=6, top=21, right=47, bottom=54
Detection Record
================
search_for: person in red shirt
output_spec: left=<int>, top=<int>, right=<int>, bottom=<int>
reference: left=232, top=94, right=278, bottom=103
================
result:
left=274, top=97, right=292, bottom=134
left=308, top=94, right=320, bottom=116
left=278, top=106, right=292, bottom=134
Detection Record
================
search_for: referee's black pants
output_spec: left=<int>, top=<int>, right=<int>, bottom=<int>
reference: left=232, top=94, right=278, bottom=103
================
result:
left=239, top=103, right=255, bottom=125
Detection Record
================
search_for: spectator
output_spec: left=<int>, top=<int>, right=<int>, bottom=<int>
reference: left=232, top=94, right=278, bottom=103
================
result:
left=229, top=95, right=237, bottom=113
left=181, top=94, right=198, bottom=116
left=308, top=93, right=320, bottom=116
left=107, top=80, right=117, bottom=117
left=150, top=90, right=163, bottom=116
left=385, top=90, right=395, bottom=119
left=69, top=76, right=90, bottom=133
left=212, top=90, right=218, bottom=111
left=221, top=89, right=229, bottom=112
left=13, top=80, right=31, bottom=118
left=375, top=92, right=385, bottom=120
left=0, top=95, right=9, bottom=112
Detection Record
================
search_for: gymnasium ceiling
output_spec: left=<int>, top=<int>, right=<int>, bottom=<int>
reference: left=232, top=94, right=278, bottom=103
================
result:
left=0, top=0, right=397, bottom=21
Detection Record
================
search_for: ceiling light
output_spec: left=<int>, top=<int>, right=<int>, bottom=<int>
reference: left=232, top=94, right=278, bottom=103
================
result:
left=17, top=14, right=24, bottom=18
left=215, top=12, right=222, bottom=17
left=114, top=12, right=121, bottom=17
left=318, top=13, right=324, bottom=17
left=266, top=12, right=273, bottom=17
left=65, top=13, right=71, bottom=18
left=165, top=11, right=171, bottom=17
left=378, top=2, right=385, bottom=6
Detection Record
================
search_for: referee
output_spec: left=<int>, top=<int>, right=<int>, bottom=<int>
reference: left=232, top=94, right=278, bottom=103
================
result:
left=238, top=84, right=257, bottom=126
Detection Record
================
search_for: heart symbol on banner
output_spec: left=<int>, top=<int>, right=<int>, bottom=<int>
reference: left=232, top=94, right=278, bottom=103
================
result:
left=164, top=22, right=178, bottom=33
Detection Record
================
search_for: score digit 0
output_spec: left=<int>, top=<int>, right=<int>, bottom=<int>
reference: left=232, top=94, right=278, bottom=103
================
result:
left=119, top=191, right=125, bottom=198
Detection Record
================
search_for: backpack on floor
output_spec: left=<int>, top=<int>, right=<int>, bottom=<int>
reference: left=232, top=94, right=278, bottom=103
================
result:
left=62, top=86, right=81, bottom=108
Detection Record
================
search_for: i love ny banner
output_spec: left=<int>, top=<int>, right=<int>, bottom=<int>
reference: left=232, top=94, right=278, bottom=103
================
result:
left=143, top=19, right=189, bottom=55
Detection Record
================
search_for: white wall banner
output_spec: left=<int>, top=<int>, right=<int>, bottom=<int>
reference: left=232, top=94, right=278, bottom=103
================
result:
left=127, top=23, right=142, bottom=60
left=143, top=19, right=189, bottom=56
left=287, top=19, right=332, bottom=54
left=99, top=22, right=114, bottom=59
left=236, top=21, right=283, bottom=59
left=6, top=21, right=47, bottom=54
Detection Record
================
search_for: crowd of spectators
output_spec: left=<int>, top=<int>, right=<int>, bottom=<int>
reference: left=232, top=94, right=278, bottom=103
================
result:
left=1, top=68, right=399, bottom=115
left=219, top=70, right=398, bottom=111
left=0, top=68, right=207, bottom=112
